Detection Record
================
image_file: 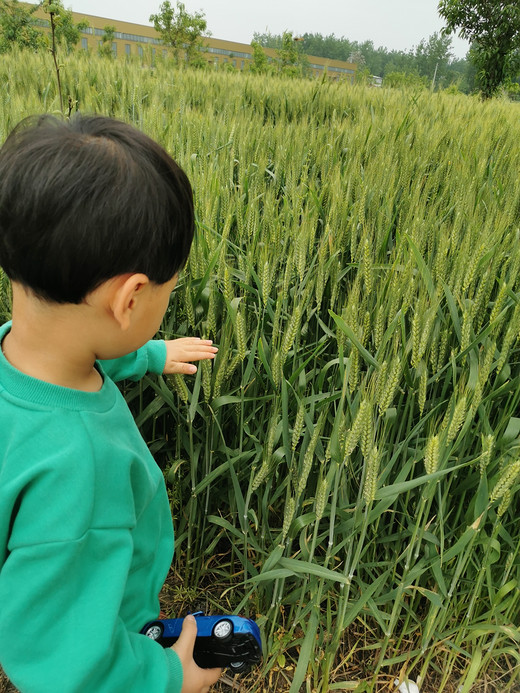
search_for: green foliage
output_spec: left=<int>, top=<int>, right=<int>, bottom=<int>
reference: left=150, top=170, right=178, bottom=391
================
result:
left=2, top=51, right=520, bottom=690
left=251, top=31, right=309, bottom=78
left=249, top=40, right=269, bottom=75
left=439, top=0, right=520, bottom=98
left=383, top=70, right=428, bottom=89
left=354, top=65, right=371, bottom=85
left=503, top=78, right=520, bottom=101
left=0, top=0, right=43, bottom=53
left=149, top=0, right=207, bottom=66
left=267, top=31, right=307, bottom=77
left=0, top=1, right=86, bottom=55
left=41, top=0, right=87, bottom=52
left=276, top=31, right=301, bottom=76
left=444, top=80, right=462, bottom=94
left=255, top=29, right=469, bottom=89
left=0, top=269, right=11, bottom=324
left=97, top=25, right=115, bottom=59
left=414, top=31, right=453, bottom=86
left=220, top=60, right=236, bottom=73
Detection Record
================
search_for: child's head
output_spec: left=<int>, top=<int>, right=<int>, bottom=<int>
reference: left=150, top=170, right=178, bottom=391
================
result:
left=0, top=114, right=194, bottom=304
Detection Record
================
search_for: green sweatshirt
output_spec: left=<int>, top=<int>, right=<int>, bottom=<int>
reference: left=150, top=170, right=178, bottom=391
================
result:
left=0, top=321, right=183, bottom=693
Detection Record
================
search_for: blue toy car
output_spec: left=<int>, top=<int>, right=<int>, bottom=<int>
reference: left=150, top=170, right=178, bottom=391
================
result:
left=141, top=613, right=262, bottom=674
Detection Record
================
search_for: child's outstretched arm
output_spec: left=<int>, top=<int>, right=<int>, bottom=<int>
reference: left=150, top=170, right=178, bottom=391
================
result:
left=163, top=338, right=218, bottom=375
left=100, top=338, right=217, bottom=383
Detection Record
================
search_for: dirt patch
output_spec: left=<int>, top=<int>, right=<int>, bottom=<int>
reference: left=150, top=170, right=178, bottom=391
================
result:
left=0, top=667, right=18, bottom=693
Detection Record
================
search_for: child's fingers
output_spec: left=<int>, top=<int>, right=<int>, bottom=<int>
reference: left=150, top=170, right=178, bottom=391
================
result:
left=164, top=362, right=198, bottom=375
left=172, top=617, right=222, bottom=691
left=184, top=349, right=217, bottom=362
left=172, top=338, right=215, bottom=347
left=173, top=614, right=197, bottom=655
left=166, top=340, right=218, bottom=359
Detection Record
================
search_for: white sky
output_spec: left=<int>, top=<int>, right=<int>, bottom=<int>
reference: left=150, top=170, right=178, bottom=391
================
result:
left=66, top=0, right=470, bottom=59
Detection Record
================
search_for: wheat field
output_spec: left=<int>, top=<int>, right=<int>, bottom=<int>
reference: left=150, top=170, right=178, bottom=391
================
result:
left=1, top=50, right=520, bottom=691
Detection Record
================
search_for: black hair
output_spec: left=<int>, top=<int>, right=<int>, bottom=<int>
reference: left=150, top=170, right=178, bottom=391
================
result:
left=0, top=114, right=194, bottom=303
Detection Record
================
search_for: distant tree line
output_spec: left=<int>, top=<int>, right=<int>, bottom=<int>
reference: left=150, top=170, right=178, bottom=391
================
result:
left=253, top=30, right=475, bottom=92
left=253, top=29, right=520, bottom=97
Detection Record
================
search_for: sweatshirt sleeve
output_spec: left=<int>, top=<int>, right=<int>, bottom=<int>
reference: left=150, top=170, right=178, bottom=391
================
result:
left=0, top=533, right=183, bottom=693
left=100, top=340, right=167, bottom=382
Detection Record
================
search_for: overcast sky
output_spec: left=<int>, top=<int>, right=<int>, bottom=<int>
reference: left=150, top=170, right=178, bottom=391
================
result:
left=67, top=0, right=470, bottom=59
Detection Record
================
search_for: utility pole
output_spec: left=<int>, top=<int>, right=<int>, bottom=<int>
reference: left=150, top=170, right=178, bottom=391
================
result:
left=431, top=61, right=439, bottom=92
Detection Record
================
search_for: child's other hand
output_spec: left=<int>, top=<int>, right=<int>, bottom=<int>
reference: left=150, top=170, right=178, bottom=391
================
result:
left=163, top=338, right=218, bottom=375
left=172, top=615, right=221, bottom=692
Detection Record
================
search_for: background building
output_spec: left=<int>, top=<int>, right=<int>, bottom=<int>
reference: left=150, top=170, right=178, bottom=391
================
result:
left=32, top=7, right=357, bottom=80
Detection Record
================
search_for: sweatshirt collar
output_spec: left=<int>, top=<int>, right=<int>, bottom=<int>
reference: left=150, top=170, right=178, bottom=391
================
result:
left=0, top=321, right=117, bottom=412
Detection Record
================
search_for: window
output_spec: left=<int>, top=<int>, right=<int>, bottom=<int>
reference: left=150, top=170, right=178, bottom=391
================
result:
left=81, top=37, right=88, bottom=50
left=138, top=45, right=143, bottom=57
left=112, top=42, right=117, bottom=57
left=307, top=62, right=354, bottom=74
left=205, top=46, right=251, bottom=59
left=114, top=31, right=161, bottom=44
left=125, top=44, right=131, bottom=55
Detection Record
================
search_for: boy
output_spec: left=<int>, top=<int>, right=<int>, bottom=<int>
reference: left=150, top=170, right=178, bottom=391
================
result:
left=0, top=114, right=221, bottom=692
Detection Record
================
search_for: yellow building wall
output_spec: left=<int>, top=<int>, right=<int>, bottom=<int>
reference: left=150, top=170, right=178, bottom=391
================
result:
left=30, top=6, right=356, bottom=81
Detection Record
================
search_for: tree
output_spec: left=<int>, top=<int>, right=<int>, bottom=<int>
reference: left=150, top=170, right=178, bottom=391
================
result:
left=97, top=24, right=115, bottom=59
left=251, top=29, right=468, bottom=83
left=149, top=1, right=207, bottom=66
left=444, top=56, right=474, bottom=92
left=250, top=40, right=269, bottom=74
left=277, top=31, right=299, bottom=76
left=0, top=0, right=43, bottom=53
left=438, top=0, right=520, bottom=97
left=40, top=1, right=88, bottom=113
left=41, top=0, right=87, bottom=52
left=0, top=0, right=86, bottom=55
left=348, top=50, right=370, bottom=84
left=414, top=31, right=453, bottom=87
left=276, top=31, right=309, bottom=77
left=253, top=30, right=282, bottom=50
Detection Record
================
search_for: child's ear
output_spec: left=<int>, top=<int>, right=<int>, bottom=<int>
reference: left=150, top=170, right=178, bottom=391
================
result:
left=111, top=273, right=150, bottom=330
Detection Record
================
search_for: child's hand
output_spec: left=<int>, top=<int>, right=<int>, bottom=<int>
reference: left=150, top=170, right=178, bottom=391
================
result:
left=172, top=615, right=221, bottom=692
left=163, top=338, right=218, bottom=375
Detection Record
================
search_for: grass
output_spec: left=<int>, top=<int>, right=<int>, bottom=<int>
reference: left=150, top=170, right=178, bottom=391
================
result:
left=1, top=49, right=520, bottom=691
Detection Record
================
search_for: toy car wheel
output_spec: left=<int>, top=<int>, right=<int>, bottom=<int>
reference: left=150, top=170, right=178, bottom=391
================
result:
left=143, top=622, right=164, bottom=640
left=212, top=619, right=233, bottom=640
left=229, top=661, right=249, bottom=674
